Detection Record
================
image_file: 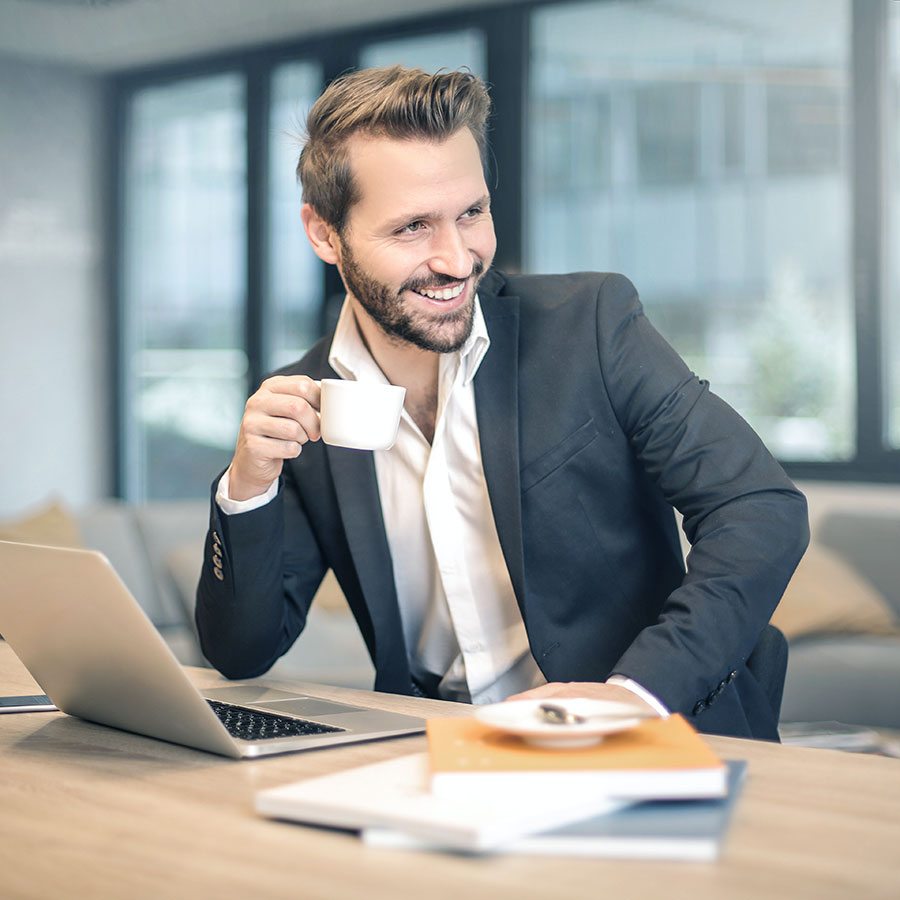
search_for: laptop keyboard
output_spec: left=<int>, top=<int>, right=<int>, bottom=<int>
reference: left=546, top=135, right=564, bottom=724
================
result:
left=206, top=699, right=344, bottom=741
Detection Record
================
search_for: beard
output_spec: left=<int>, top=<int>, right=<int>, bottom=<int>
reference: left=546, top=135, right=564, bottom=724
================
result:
left=338, top=238, right=485, bottom=354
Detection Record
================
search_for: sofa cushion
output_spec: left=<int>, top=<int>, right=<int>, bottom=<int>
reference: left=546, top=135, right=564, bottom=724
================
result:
left=781, top=634, right=900, bottom=729
left=818, top=513, right=900, bottom=619
left=165, top=539, right=204, bottom=620
left=133, top=502, right=209, bottom=628
left=76, top=500, right=165, bottom=625
left=771, top=543, right=900, bottom=639
left=0, top=499, right=83, bottom=548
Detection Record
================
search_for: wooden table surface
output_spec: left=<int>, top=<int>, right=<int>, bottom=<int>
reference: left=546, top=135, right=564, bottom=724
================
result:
left=1, top=642, right=898, bottom=900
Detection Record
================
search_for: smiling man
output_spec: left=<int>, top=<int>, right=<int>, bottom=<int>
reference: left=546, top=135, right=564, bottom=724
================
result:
left=299, top=127, right=495, bottom=443
left=196, top=65, right=809, bottom=739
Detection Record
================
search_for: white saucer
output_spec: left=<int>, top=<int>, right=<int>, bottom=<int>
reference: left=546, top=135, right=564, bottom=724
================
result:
left=474, top=698, right=649, bottom=749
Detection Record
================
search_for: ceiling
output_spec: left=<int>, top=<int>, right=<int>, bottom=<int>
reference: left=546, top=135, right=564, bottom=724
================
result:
left=0, top=0, right=522, bottom=73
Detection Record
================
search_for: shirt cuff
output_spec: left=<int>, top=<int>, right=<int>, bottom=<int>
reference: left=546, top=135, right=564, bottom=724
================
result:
left=606, top=675, right=670, bottom=717
left=215, top=466, right=279, bottom=515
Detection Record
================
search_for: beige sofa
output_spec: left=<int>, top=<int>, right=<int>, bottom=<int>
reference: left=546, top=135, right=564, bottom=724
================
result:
left=3, top=480, right=898, bottom=729
left=775, top=483, right=900, bottom=730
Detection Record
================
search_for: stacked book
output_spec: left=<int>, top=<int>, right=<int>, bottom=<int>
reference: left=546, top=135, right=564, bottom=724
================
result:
left=255, top=712, right=745, bottom=858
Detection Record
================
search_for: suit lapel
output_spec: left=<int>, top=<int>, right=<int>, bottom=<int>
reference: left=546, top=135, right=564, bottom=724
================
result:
left=475, top=291, right=526, bottom=609
left=326, top=444, right=410, bottom=691
left=321, top=277, right=526, bottom=686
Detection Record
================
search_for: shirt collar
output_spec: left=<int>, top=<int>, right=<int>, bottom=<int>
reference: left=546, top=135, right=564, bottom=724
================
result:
left=328, top=293, right=491, bottom=387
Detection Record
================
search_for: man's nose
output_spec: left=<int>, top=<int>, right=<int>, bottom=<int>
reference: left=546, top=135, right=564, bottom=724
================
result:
left=428, top=225, right=473, bottom=278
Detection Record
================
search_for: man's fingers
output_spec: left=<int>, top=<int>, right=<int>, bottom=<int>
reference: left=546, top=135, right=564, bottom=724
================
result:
left=228, top=375, right=322, bottom=500
left=242, top=403, right=319, bottom=444
left=244, top=377, right=322, bottom=441
left=254, top=395, right=321, bottom=438
left=259, top=374, right=321, bottom=402
left=239, top=433, right=304, bottom=461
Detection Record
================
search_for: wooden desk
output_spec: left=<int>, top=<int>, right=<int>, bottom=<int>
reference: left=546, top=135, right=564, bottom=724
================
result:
left=1, top=642, right=897, bottom=900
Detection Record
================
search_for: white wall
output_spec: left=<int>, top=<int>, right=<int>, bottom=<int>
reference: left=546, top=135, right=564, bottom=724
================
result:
left=0, top=56, right=109, bottom=517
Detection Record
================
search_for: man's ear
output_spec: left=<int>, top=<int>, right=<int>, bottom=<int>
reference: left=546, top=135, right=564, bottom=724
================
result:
left=301, top=203, right=341, bottom=265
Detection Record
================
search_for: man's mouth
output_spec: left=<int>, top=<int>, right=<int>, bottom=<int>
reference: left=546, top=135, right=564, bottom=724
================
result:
left=414, top=282, right=465, bottom=301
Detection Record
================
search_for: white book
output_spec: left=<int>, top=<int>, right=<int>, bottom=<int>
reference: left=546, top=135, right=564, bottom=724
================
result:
left=362, top=761, right=748, bottom=860
left=254, top=752, right=628, bottom=853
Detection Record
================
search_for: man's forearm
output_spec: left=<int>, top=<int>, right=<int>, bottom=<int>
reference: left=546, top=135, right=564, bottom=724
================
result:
left=196, top=478, right=299, bottom=679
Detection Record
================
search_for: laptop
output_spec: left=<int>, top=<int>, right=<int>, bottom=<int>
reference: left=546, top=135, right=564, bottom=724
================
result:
left=0, top=540, right=425, bottom=758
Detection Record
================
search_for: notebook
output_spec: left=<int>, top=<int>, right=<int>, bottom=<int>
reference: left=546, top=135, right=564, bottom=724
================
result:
left=255, top=751, right=629, bottom=852
left=0, top=540, right=425, bottom=758
left=426, top=714, right=728, bottom=803
left=361, top=760, right=748, bottom=860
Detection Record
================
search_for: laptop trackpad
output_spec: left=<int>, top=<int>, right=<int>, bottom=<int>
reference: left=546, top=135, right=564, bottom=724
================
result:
left=253, top=698, right=366, bottom=718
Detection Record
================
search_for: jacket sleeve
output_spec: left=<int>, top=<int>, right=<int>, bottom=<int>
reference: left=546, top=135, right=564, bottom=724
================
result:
left=595, top=273, right=809, bottom=714
left=195, top=468, right=327, bottom=679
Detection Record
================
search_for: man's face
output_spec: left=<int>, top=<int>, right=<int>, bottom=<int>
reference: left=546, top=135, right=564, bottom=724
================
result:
left=335, top=128, right=497, bottom=354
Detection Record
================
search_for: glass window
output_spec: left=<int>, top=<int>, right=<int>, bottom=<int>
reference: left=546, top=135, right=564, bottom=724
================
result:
left=360, top=29, right=486, bottom=77
left=767, top=82, right=843, bottom=176
left=533, top=94, right=612, bottom=195
left=267, top=61, right=323, bottom=370
left=635, top=82, right=699, bottom=185
left=122, top=74, right=247, bottom=500
left=721, top=82, right=746, bottom=176
left=888, top=3, right=900, bottom=448
left=528, top=0, right=853, bottom=461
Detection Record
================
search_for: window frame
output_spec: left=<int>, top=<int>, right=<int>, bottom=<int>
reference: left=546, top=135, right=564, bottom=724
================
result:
left=108, top=0, right=899, bottom=498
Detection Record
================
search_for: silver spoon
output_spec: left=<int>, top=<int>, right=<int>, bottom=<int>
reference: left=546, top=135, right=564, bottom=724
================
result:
left=537, top=702, right=655, bottom=726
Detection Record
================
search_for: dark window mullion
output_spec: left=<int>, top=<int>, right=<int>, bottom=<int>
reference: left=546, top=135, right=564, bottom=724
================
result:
left=109, top=82, right=128, bottom=499
left=318, top=38, right=362, bottom=330
left=483, top=5, right=529, bottom=274
left=246, top=60, right=269, bottom=392
left=851, top=0, right=889, bottom=466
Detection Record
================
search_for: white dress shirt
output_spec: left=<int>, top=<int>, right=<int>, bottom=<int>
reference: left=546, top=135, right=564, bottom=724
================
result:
left=217, top=296, right=668, bottom=714
left=326, top=297, right=546, bottom=704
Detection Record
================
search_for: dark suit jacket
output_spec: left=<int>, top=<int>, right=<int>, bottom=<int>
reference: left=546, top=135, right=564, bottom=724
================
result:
left=196, top=270, right=809, bottom=739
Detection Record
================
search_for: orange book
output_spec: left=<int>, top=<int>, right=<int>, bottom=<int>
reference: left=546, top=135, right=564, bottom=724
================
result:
left=427, top=714, right=728, bottom=803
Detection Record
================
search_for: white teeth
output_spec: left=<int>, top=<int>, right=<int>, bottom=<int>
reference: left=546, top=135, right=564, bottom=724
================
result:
left=419, top=283, right=464, bottom=301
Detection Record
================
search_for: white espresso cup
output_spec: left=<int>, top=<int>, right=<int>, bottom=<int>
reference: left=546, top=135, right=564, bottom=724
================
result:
left=318, top=378, right=406, bottom=451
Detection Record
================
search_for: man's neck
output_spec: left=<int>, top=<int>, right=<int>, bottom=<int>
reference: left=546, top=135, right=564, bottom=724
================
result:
left=349, top=301, right=440, bottom=443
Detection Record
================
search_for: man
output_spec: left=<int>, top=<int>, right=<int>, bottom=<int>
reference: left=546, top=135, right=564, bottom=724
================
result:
left=196, top=65, right=809, bottom=740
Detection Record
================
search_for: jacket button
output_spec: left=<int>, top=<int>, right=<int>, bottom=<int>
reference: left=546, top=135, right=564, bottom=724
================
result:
left=214, top=566, right=224, bottom=581
left=692, top=701, right=706, bottom=715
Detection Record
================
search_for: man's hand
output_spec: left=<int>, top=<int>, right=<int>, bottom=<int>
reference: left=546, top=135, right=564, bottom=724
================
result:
left=228, top=375, right=322, bottom=501
left=505, top=681, right=660, bottom=717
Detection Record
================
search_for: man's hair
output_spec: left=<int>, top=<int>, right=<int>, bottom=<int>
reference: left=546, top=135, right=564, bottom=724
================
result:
left=297, top=65, right=491, bottom=234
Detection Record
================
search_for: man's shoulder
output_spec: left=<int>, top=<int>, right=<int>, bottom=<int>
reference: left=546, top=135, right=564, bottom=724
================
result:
left=481, top=269, right=637, bottom=305
left=480, top=269, right=642, bottom=324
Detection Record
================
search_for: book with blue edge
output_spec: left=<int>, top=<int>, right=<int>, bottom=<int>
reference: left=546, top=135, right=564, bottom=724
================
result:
left=362, top=760, right=747, bottom=859
left=255, top=713, right=734, bottom=854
